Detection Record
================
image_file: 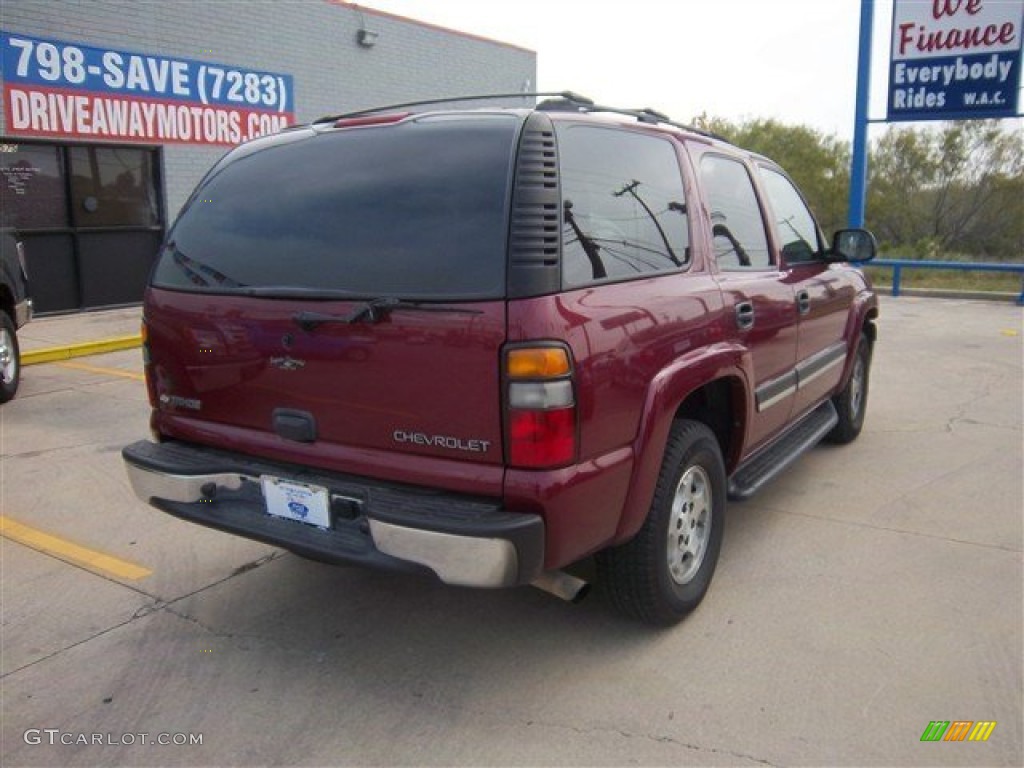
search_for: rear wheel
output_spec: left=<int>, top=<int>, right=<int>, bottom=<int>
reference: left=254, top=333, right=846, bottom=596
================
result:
left=598, top=420, right=726, bottom=625
left=0, top=312, right=20, bottom=403
left=826, top=332, right=871, bottom=444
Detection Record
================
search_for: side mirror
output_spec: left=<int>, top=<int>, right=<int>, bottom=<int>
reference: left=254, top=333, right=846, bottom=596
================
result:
left=830, top=229, right=877, bottom=264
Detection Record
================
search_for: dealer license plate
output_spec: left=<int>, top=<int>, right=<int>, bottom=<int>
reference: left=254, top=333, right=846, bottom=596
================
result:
left=261, top=476, right=331, bottom=529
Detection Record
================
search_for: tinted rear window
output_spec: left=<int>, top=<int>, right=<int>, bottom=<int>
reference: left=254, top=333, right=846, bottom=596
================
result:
left=153, top=115, right=520, bottom=299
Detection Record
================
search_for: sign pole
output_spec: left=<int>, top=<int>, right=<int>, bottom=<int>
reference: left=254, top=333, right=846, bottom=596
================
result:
left=848, top=0, right=875, bottom=228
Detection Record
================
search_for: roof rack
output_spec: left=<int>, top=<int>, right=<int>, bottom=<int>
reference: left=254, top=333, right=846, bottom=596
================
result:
left=314, top=91, right=594, bottom=124
left=313, top=90, right=728, bottom=143
left=536, top=98, right=727, bottom=143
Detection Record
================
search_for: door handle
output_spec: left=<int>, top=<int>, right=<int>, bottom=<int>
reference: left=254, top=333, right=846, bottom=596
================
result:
left=735, top=301, right=754, bottom=330
left=797, top=290, right=811, bottom=315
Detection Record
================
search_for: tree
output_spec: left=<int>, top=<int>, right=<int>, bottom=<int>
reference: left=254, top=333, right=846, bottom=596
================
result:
left=692, top=115, right=851, bottom=237
left=690, top=114, right=1023, bottom=261
left=867, top=121, right=1023, bottom=260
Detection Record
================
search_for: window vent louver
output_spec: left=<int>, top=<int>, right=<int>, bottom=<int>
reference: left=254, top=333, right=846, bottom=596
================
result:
left=507, top=112, right=562, bottom=298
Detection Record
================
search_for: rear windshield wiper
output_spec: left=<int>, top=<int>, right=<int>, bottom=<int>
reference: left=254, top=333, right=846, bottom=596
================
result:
left=294, top=297, right=483, bottom=330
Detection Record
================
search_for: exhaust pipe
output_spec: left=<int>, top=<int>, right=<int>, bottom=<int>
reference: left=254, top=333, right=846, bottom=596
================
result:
left=531, top=570, right=590, bottom=604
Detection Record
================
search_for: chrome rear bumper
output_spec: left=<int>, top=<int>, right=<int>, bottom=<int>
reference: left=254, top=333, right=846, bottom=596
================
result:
left=122, top=439, right=544, bottom=589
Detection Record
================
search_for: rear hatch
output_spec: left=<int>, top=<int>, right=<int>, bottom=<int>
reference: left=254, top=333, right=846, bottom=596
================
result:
left=145, top=113, right=523, bottom=492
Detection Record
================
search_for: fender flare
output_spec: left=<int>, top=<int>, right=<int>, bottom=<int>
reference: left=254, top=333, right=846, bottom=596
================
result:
left=837, top=288, right=879, bottom=388
left=611, top=341, right=750, bottom=544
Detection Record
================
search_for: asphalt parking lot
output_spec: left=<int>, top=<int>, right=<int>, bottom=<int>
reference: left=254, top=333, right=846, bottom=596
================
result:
left=1, top=296, right=1021, bottom=767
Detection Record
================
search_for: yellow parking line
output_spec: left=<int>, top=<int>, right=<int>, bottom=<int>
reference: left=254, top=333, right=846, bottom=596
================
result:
left=56, top=360, right=146, bottom=381
left=0, top=515, right=153, bottom=581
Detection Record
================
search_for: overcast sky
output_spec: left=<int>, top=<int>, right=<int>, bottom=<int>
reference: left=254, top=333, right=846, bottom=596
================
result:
left=359, top=0, right=900, bottom=139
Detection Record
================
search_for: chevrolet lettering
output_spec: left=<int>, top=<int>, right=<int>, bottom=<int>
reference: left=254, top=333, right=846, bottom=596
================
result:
left=392, top=430, right=491, bottom=453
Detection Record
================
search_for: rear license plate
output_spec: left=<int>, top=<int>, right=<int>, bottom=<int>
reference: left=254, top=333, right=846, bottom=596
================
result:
left=261, top=476, right=331, bottom=529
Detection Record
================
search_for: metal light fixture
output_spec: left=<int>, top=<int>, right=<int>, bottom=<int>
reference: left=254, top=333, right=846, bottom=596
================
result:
left=353, top=5, right=379, bottom=48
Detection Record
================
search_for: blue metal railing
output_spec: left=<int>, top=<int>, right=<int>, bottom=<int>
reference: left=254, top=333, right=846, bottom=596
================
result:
left=870, top=259, right=1024, bottom=306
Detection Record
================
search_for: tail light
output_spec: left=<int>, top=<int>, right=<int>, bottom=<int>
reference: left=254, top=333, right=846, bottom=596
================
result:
left=15, top=241, right=28, bottom=278
left=141, top=318, right=157, bottom=408
left=504, top=344, right=578, bottom=469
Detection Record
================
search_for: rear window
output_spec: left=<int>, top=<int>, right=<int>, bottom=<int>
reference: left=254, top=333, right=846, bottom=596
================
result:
left=153, top=115, right=520, bottom=299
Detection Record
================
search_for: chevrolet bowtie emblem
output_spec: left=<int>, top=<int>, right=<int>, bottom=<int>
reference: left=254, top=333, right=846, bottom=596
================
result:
left=270, top=356, right=306, bottom=371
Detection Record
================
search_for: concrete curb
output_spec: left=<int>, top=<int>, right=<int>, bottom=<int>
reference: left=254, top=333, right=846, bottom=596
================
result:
left=22, top=335, right=143, bottom=366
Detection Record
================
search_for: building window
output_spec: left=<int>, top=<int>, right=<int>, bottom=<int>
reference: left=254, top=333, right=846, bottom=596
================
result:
left=1, top=138, right=164, bottom=312
left=1, top=143, right=68, bottom=230
left=69, top=146, right=161, bottom=229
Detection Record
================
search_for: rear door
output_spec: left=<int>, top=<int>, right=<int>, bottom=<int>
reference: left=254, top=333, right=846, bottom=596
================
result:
left=757, top=165, right=853, bottom=417
left=144, top=114, right=521, bottom=494
left=696, top=150, right=799, bottom=451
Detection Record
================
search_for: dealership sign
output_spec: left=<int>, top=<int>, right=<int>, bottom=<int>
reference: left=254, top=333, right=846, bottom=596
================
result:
left=1, top=32, right=295, bottom=145
left=888, top=0, right=1023, bottom=121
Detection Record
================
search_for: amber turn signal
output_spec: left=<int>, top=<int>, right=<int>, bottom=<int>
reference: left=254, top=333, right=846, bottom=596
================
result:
left=507, top=347, right=571, bottom=379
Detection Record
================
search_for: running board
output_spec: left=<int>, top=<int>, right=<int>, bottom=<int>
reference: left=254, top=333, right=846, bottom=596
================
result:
left=728, top=400, right=838, bottom=500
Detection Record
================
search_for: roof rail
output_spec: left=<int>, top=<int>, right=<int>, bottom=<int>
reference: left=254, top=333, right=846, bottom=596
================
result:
left=313, top=91, right=730, bottom=144
left=536, top=99, right=728, bottom=143
left=314, top=91, right=594, bottom=124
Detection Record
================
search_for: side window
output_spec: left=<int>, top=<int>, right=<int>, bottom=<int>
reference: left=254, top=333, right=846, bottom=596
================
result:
left=557, top=125, right=689, bottom=288
left=1, top=143, right=68, bottom=230
left=759, top=167, right=823, bottom=264
left=699, top=155, right=771, bottom=270
left=69, top=146, right=161, bottom=228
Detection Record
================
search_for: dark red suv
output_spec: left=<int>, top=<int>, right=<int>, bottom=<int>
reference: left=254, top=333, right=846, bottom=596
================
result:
left=123, top=93, right=878, bottom=624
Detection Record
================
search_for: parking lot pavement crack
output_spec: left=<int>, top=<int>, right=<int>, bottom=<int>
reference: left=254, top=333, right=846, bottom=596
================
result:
left=949, top=417, right=1022, bottom=432
left=0, top=597, right=165, bottom=680
left=941, top=382, right=1021, bottom=434
left=765, top=506, right=1020, bottom=553
left=143, top=551, right=285, bottom=638
left=523, top=720, right=777, bottom=766
left=1, top=550, right=285, bottom=678
left=156, top=552, right=283, bottom=607
left=619, top=730, right=777, bottom=767
left=161, top=604, right=237, bottom=641
left=2, top=440, right=134, bottom=460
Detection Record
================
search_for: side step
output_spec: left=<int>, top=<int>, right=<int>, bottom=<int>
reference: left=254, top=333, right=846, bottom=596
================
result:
left=728, top=400, right=838, bottom=500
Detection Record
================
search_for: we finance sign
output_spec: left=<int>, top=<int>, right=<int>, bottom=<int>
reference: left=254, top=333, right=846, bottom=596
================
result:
left=888, top=0, right=1023, bottom=121
left=1, top=32, right=294, bottom=146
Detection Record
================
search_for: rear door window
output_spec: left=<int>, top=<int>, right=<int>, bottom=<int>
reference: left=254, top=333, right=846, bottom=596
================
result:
left=556, top=125, right=690, bottom=287
left=700, top=155, right=772, bottom=270
left=153, top=115, right=520, bottom=299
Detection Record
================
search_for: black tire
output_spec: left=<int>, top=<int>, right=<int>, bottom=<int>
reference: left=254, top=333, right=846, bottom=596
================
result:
left=826, top=332, right=871, bottom=445
left=597, top=420, right=726, bottom=625
left=0, top=311, right=20, bottom=403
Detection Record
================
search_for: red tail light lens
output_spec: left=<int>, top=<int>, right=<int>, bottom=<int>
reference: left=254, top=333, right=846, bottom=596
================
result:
left=141, top=318, right=157, bottom=408
left=508, top=409, right=576, bottom=468
left=504, top=344, right=578, bottom=469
